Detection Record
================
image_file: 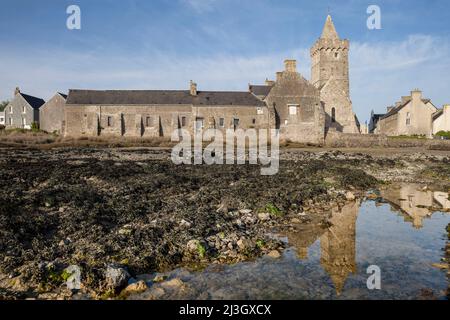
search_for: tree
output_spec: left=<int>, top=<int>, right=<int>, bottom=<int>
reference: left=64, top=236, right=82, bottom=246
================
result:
left=0, top=100, right=9, bottom=112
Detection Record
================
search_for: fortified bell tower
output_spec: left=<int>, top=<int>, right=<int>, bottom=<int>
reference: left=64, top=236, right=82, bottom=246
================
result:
left=310, top=15, right=359, bottom=134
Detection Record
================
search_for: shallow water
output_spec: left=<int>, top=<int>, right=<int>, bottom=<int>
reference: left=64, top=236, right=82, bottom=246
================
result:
left=134, top=184, right=450, bottom=300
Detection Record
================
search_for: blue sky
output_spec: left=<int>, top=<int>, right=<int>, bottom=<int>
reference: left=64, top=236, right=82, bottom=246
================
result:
left=1, top=0, right=449, bottom=122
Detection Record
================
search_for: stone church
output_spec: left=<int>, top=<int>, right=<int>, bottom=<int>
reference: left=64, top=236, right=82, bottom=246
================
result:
left=61, top=15, right=359, bottom=143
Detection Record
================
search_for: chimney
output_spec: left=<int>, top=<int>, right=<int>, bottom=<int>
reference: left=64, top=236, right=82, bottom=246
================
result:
left=284, top=59, right=297, bottom=73
left=190, top=80, right=197, bottom=96
left=411, top=89, right=422, bottom=101
left=14, top=87, right=20, bottom=96
left=276, top=72, right=283, bottom=82
left=386, top=106, right=394, bottom=113
left=265, top=79, right=275, bottom=86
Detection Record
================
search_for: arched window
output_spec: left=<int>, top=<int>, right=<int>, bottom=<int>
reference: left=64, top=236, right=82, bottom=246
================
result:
left=331, top=108, right=336, bottom=123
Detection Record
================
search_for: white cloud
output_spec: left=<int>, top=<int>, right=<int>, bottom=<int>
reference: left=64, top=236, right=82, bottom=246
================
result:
left=0, top=34, right=449, bottom=124
left=182, top=0, right=218, bottom=13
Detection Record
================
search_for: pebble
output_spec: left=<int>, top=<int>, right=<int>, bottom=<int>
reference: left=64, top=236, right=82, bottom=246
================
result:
left=267, top=250, right=281, bottom=259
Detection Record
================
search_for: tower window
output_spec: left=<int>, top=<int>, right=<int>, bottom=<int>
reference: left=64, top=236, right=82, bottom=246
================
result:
left=335, top=52, right=339, bottom=58
left=331, top=108, right=336, bottom=123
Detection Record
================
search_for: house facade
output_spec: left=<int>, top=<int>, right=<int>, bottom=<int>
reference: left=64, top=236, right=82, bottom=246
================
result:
left=377, top=90, right=438, bottom=137
left=4, top=88, right=45, bottom=129
left=432, top=104, right=450, bottom=135
left=0, top=111, right=5, bottom=126
left=39, top=92, right=67, bottom=134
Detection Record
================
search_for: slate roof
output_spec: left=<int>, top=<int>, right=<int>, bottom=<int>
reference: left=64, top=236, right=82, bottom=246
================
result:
left=432, top=109, right=443, bottom=121
left=381, top=98, right=431, bottom=120
left=66, top=90, right=266, bottom=107
left=249, top=85, right=272, bottom=98
left=20, top=93, right=45, bottom=109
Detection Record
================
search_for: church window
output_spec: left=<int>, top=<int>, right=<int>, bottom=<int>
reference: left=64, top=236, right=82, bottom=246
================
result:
left=219, top=118, right=225, bottom=127
left=181, top=116, right=187, bottom=127
left=331, top=108, right=336, bottom=123
left=107, top=116, right=113, bottom=127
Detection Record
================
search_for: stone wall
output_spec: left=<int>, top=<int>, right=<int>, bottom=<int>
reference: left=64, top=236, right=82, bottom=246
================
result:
left=65, top=104, right=271, bottom=138
left=264, top=63, right=325, bottom=145
left=40, top=94, right=66, bottom=134
left=325, top=130, right=450, bottom=149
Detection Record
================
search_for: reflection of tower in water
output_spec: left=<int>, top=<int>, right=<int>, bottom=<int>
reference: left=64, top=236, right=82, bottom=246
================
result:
left=320, top=201, right=359, bottom=295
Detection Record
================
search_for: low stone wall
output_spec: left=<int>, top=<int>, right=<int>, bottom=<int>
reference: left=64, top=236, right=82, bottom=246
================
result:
left=325, top=131, right=450, bottom=150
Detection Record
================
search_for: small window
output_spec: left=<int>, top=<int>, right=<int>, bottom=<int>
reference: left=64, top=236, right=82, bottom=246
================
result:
left=22, top=105, right=26, bottom=113
left=288, top=105, right=298, bottom=115
left=9, top=117, right=13, bottom=125
left=284, top=119, right=288, bottom=125
left=9, top=106, right=13, bottom=114
left=233, top=118, right=240, bottom=130
left=219, top=118, right=225, bottom=127
left=252, top=118, right=256, bottom=125
left=335, top=52, right=339, bottom=58
left=181, top=116, right=187, bottom=127
left=257, top=108, right=264, bottom=115
left=406, top=112, right=411, bottom=126
left=22, top=117, right=26, bottom=126
left=146, top=116, right=154, bottom=127
left=107, top=116, right=113, bottom=127
left=331, top=107, right=336, bottom=123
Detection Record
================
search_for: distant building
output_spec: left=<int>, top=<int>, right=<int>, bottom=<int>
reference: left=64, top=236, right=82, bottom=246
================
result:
left=432, top=104, right=450, bottom=135
left=39, top=92, right=67, bottom=134
left=377, top=90, right=438, bottom=137
left=368, top=110, right=384, bottom=134
left=0, top=110, right=5, bottom=126
left=4, top=87, right=45, bottom=129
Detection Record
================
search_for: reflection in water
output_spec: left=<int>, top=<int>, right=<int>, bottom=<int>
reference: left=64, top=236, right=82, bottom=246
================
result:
left=285, top=202, right=359, bottom=295
left=381, top=184, right=450, bottom=229
left=132, top=186, right=450, bottom=300
left=320, top=202, right=358, bottom=295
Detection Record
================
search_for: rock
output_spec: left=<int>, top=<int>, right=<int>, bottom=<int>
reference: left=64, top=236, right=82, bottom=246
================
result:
left=121, top=280, right=147, bottom=296
left=239, top=209, right=252, bottom=215
left=431, top=263, right=448, bottom=270
left=236, top=238, right=250, bottom=250
left=258, top=212, right=270, bottom=221
left=179, top=219, right=192, bottom=228
left=291, top=218, right=301, bottom=224
left=58, top=207, right=65, bottom=213
left=105, top=265, right=131, bottom=290
left=153, top=274, right=168, bottom=283
left=267, top=250, right=281, bottom=259
left=186, top=239, right=201, bottom=253
left=161, top=278, right=184, bottom=290
left=345, top=191, right=356, bottom=201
